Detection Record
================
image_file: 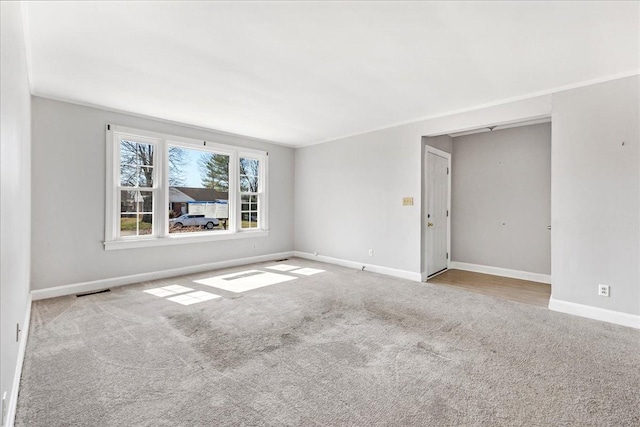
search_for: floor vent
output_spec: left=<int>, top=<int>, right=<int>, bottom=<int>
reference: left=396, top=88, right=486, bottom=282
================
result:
left=76, top=289, right=111, bottom=297
left=275, top=258, right=289, bottom=262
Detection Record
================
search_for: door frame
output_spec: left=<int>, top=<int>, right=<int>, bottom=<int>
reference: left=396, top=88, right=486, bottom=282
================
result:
left=422, top=145, right=452, bottom=281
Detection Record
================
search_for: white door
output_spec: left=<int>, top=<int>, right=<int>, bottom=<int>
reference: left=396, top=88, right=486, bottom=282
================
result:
left=426, top=151, right=449, bottom=276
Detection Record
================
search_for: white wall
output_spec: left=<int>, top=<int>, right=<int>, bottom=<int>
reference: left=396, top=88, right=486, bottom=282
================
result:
left=30, top=97, right=294, bottom=291
left=295, top=126, right=423, bottom=273
left=551, top=76, right=639, bottom=316
left=451, top=123, right=551, bottom=274
left=295, top=96, right=552, bottom=276
left=422, top=135, right=452, bottom=154
left=1, top=1, right=32, bottom=423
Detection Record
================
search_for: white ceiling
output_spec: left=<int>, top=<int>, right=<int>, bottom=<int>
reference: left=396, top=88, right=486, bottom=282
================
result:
left=23, top=1, right=639, bottom=147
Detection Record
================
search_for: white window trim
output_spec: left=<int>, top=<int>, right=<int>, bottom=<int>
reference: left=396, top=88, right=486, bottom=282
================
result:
left=104, top=124, right=269, bottom=250
left=238, top=151, right=268, bottom=231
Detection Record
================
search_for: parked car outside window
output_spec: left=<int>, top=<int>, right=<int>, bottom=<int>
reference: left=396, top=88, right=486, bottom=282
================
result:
left=169, top=214, right=219, bottom=230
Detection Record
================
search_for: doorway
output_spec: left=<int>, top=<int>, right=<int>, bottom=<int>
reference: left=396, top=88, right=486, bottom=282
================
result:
left=422, top=119, right=551, bottom=294
left=424, top=146, right=451, bottom=278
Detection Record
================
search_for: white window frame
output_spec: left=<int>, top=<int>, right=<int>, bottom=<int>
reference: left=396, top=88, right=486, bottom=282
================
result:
left=238, top=152, right=267, bottom=231
left=105, top=124, right=269, bottom=250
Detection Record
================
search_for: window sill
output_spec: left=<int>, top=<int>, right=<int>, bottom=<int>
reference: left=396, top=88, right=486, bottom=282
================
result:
left=103, top=229, right=269, bottom=251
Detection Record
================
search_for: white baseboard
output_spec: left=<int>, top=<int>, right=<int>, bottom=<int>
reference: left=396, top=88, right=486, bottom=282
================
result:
left=293, top=251, right=422, bottom=282
left=449, top=261, right=551, bottom=284
left=5, top=293, right=32, bottom=427
left=31, top=251, right=294, bottom=301
left=549, top=297, right=640, bottom=329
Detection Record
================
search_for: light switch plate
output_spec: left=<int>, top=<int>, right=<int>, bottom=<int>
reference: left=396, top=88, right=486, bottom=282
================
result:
left=402, top=197, right=414, bottom=206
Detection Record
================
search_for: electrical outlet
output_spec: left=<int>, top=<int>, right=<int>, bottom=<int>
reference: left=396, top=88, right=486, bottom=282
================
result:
left=598, top=284, right=610, bottom=297
left=368, top=249, right=373, bottom=257
left=402, top=197, right=414, bottom=206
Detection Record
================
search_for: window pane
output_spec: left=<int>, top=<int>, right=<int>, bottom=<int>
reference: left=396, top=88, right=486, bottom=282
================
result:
left=121, top=190, right=153, bottom=213
left=138, top=166, right=154, bottom=187
left=141, top=191, right=153, bottom=212
left=240, top=176, right=250, bottom=192
left=120, top=140, right=154, bottom=166
left=241, top=212, right=258, bottom=229
left=120, top=142, right=135, bottom=165
left=240, top=158, right=259, bottom=192
left=240, top=196, right=258, bottom=229
left=240, top=160, right=259, bottom=230
left=120, top=140, right=154, bottom=188
left=137, top=144, right=154, bottom=166
left=137, top=213, right=153, bottom=235
left=120, top=164, right=137, bottom=187
left=120, top=213, right=152, bottom=237
left=167, top=146, right=229, bottom=233
left=120, top=166, right=154, bottom=187
left=121, top=191, right=136, bottom=213
left=120, top=214, right=138, bottom=237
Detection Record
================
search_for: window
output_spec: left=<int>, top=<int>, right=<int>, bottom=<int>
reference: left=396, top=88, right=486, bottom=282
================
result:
left=118, top=136, right=157, bottom=237
left=167, top=146, right=230, bottom=234
left=105, top=125, right=268, bottom=250
left=240, top=157, right=260, bottom=229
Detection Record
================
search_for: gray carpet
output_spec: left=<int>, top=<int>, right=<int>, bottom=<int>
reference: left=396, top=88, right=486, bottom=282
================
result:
left=16, top=258, right=640, bottom=426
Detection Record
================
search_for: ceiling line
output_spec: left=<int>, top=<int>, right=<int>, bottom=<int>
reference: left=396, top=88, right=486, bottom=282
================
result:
left=30, top=93, right=293, bottom=148
left=300, top=69, right=640, bottom=148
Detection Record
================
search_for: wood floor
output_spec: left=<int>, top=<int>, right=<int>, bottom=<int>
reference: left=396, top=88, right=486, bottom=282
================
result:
left=427, top=269, right=551, bottom=307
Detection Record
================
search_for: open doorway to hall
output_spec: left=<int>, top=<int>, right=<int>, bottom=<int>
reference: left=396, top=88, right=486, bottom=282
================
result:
left=422, top=119, right=552, bottom=307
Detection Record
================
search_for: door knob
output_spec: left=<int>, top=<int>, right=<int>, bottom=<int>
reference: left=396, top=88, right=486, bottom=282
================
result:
left=427, top=222, right=434, bottom=227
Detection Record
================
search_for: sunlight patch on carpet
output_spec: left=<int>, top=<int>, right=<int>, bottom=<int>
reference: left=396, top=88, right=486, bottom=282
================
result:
left=167, top=291, right=221, bottom=306
left=194, top=270, right=297, bottom=292
left=266, top=264, right=301, bottom=272
left=144, top=285, right=194, bottom=297
left=290, top=268, right=325, bottom=276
